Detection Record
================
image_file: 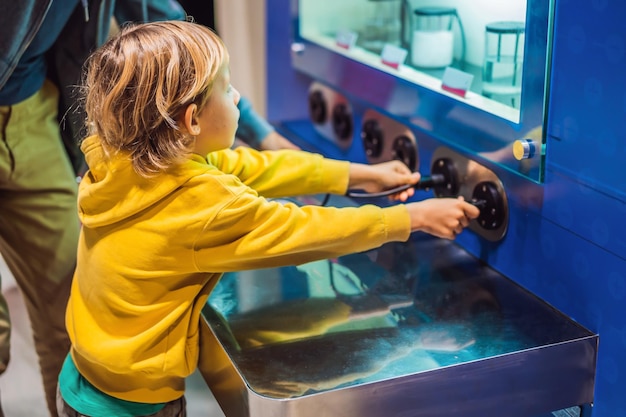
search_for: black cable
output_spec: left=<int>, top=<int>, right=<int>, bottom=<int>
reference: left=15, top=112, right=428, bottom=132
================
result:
left=346, top=183, right=414, bottom=199
left=346, top=174, right=445, bottom=198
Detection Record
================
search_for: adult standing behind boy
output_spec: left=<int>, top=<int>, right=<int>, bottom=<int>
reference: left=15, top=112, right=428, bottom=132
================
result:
left=0, top=1, right=291, bottom=416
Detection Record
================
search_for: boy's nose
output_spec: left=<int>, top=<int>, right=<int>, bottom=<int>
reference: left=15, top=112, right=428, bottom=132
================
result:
left=233, top=88, right=241, bottom=105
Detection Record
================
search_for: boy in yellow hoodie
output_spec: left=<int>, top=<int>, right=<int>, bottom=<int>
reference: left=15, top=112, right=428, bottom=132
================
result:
left=57, top=21, right=479, bottom=417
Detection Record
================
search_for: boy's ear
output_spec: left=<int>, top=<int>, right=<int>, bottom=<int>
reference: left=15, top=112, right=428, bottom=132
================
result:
left=181, top=103, right=201, bottom=136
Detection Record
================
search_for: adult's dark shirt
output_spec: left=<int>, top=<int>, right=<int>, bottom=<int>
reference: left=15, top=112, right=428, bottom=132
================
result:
left=0, top=0, right=80, bottom=105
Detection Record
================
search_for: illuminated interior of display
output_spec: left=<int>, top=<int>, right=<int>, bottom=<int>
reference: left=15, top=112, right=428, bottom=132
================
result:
left=298, top=0, right=527, bottom=123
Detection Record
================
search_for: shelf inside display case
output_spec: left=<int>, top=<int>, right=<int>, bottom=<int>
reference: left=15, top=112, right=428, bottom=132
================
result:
left=198, top=196, right=596, bottom=417
left=301, top=32, right=519, bottom=124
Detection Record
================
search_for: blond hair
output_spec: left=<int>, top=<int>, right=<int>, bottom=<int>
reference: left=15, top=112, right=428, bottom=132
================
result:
left=83, top=20, right=228, bottom=177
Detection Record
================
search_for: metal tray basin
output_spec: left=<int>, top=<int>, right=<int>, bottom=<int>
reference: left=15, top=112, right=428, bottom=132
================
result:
left=199, top=236, right=597, bottom=417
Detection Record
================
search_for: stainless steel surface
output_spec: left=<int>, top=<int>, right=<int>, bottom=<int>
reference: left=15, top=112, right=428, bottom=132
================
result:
left=431, top=146, right=509, bottom=241
left=361, top=109, right=418, bottom=169
left=199, top=206, right=597, bottom=417
left=307, top=82, right=354, bottom=149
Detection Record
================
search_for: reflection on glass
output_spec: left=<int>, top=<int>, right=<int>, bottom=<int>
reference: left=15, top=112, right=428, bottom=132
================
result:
left=360, top=0, right=402, bottom=54
left=482, top=21, right=525, bottom=108
left=298, top=0, right=527, bottom=122
left=204, top=237, right=591, bottom=399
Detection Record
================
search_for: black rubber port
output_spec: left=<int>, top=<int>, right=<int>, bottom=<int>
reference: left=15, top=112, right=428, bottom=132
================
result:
left=392, top=135, right=417, bottom=171
left=308, top=90, right=327, bottom=124
left=472, top=181, right=505, bottom=230
left=430, top=158, right=459, bottom=197
left=332, top=103, right=353, bottom=141
left=361, top=119, right=384, bottom=158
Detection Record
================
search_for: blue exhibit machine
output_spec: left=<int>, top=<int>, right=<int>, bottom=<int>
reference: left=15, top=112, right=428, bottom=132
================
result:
left=198, top=1, right=626, bottom=416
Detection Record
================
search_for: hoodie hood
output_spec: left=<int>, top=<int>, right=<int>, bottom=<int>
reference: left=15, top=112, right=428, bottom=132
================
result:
left=78, top=135, right=207, bottom=228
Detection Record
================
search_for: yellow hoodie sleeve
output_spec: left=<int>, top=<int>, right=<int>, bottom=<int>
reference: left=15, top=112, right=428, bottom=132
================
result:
left=192, top=184, right=411, bottom=272
left=193, top=146, right=411, bottom=271
left=207, top=147, right=350, bottom=198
